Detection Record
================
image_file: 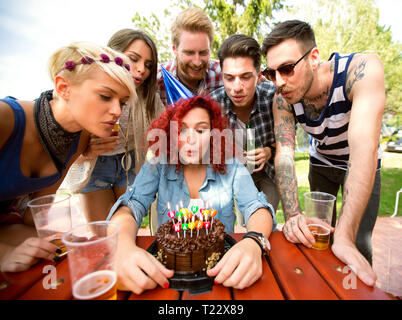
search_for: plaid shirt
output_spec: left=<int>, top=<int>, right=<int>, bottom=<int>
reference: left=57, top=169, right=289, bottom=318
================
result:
left=157, top=59, right=223, bottom=106
left=210, top=81, right=277, bottom=181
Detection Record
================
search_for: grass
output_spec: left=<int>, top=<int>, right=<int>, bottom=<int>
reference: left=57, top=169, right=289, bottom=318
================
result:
left=275, top=151, right=402, bottom=224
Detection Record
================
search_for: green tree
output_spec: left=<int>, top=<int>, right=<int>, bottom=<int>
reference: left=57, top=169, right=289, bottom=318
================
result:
left=132, top=0, right=285, bottom=61
left=289, top=0, right=401, bottom=115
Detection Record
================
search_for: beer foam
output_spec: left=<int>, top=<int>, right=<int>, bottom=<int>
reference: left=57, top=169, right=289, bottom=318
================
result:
left=73, top=270, right=116, bottom=300
left=308, top=223, right=330, bottom=235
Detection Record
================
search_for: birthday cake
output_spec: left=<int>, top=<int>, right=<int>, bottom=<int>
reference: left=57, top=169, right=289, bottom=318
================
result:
left=155, top=213, right=226, bottom=274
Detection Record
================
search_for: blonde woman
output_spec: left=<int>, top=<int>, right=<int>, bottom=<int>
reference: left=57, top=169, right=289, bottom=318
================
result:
left=0, top=42, right=135, bottom=272
left=75, top=29, right=164, bottom=222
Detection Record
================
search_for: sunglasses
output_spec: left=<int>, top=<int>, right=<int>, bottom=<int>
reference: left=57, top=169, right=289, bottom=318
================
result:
left=262, top=47, right=315, bottom=82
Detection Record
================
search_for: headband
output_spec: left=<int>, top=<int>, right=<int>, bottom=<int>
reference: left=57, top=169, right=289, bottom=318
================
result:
left=61, top=54, right=131, bottom=73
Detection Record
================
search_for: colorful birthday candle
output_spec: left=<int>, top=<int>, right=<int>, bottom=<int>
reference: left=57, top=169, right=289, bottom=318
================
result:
left=195, top=219, right=203, bottom=237
left=190, top=205, right=198, bottom=215
left=182, top=222, right=188, bottom=238
left=173, top=222, right=181, bottom=238
left=210, top=209, right=217, bottom=227
left=188, top=216, right=196, bottom=237
left=204, top=221, right=211, bottom=235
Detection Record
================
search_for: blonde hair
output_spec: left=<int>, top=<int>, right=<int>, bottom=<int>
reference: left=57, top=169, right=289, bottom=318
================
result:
left=48, top=41, right=136, bottom=104
left=171, top=8, right=214, bottom=48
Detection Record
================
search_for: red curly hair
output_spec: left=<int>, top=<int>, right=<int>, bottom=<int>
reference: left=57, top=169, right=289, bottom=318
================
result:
left=147, top=96, right=236, bottom=174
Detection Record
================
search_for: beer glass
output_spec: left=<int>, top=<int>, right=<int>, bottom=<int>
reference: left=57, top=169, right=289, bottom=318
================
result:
left=27, top=193, right=72, bottom=256
left=62, top=221, right=120, bottom=300
left=304, top=191, right=336, bottom=250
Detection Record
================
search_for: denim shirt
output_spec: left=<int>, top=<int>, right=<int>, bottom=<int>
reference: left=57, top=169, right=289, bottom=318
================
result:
left=107, top=157, right=276, bottom=234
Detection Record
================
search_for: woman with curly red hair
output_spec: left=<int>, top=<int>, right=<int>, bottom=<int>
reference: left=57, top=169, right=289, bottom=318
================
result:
left=107, top=96, right=276, bottom=294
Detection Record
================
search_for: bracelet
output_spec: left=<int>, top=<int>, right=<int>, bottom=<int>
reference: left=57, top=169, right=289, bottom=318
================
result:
left=242, top=231, right=270, bottom=256
left=242, top=234, right=264, bottom=255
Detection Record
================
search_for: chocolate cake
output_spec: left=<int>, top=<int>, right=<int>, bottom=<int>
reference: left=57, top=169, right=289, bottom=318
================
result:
left=155, top=218, right=226, bottom=274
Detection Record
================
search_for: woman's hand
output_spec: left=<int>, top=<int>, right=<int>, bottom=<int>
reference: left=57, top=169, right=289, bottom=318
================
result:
left=115, top=242, right=174, bottom=295
left=207, top=238, right=262, bottom=289
left=0, top=238, right=59, bottom=272
left=82, top=134, right=119, bottom=159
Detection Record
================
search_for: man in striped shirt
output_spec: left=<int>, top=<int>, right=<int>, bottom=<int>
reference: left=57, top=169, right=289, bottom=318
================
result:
left=262, top=20, right=385, bottom=287
left=157, top=8, right=223, bottom=107
left=210, top=34, right=279, bottom=213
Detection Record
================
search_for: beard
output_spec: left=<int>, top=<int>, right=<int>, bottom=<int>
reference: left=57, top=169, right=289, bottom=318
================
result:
left=177, top=58, right=208, bottom=82
left=277, top=67, right=314, bottom=105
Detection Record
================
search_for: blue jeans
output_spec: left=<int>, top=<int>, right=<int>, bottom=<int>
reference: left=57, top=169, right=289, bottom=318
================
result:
left=308, top=164, right=381, bottom=265
left=80, top=151, right=136, bottom=193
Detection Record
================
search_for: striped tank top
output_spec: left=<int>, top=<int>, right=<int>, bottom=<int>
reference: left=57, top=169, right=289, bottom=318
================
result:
left=292, top=52, right=381, bottom=170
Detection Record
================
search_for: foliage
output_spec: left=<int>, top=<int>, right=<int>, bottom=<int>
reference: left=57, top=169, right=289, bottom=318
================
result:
left=132, top=11, right=174, bottom=63
left=132, top=0, right=285, bottom=61
left=287, top=0, right=401, bottom=116
left=131, top=0, right=400, bottom=115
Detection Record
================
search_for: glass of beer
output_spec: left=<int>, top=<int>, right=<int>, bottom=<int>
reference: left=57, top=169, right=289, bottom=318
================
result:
left=308, top=224, right=331, bottom=250
left=112, top=121, right=119, bottom=136
left=28, top=193, right=72, bottom=256
left=304, top=191, right=336, bottom=250
left=62, top=221, right=120, bottom=300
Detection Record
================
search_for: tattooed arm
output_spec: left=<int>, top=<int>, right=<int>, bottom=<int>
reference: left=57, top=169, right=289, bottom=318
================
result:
left=273, top=94, right=315, bottom=246
left=273, top=94, right=299, bottom=219
left=331, top=53, right=385, bottom=286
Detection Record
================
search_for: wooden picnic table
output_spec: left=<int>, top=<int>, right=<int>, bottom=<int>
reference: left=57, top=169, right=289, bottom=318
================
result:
left=0, top=231, right=395, bottom=301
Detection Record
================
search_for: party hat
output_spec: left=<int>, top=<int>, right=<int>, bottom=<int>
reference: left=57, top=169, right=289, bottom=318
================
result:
left=161, top=66, right=194, bottom=105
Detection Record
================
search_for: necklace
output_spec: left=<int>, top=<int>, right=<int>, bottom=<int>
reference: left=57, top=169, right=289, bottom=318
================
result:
left=118, top=105, right=133, bottom=187
left=33, top=90, right=81, bottom=172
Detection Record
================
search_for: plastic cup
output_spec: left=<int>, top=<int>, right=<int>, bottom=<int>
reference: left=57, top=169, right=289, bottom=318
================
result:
left=27, top=193, right=72, bottom=255
left=62, top=221, right=120, bottom=300
left=304, top=191, right=336, bottom=250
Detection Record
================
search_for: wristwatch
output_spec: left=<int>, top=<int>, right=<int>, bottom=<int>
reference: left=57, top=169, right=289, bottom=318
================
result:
left=242, top=231, right=271, bottom=256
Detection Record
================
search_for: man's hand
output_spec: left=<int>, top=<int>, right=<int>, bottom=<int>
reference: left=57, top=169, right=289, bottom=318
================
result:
left=207, top=238, right=262, bottom=289
left=244, top=147, right=272, bottom=173
left=331, top=238, right=377, bottom=287
left=282, top=213, right=335, bottom=248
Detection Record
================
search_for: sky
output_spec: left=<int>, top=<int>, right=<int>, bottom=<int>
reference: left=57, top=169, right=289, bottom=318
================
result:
left=0, top=0, right=400, bottom=101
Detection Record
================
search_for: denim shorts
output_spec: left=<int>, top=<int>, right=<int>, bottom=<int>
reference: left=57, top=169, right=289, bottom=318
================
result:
left=80, top=150, right=136, bottom=193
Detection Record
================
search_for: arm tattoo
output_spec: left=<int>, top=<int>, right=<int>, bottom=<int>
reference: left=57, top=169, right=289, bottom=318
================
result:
left=275, top=116, right=296, bottom=147
left=276, top=95, right=293, bottom=114
left=346, top=58, right=367, bottom=96
left=276, top=153, right=301, bottom=220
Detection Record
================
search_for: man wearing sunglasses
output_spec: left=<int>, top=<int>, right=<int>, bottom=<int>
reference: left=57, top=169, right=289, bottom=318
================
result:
left=210, top=34, right=279, bottom=214
left=262, top=20, right=385, bottom=287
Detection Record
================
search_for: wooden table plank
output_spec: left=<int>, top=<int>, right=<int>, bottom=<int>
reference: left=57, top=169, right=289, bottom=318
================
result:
left=230, top=233, right=285, bottom=300
left=268, top=231, right=339, bottom=300
left=297, top=245, right=396, bottom=300
left=129, top=287, right=180, bottom=300
left=0, top=259, right=58, bottom=300
left=18, top=258, right=72, bottom=300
